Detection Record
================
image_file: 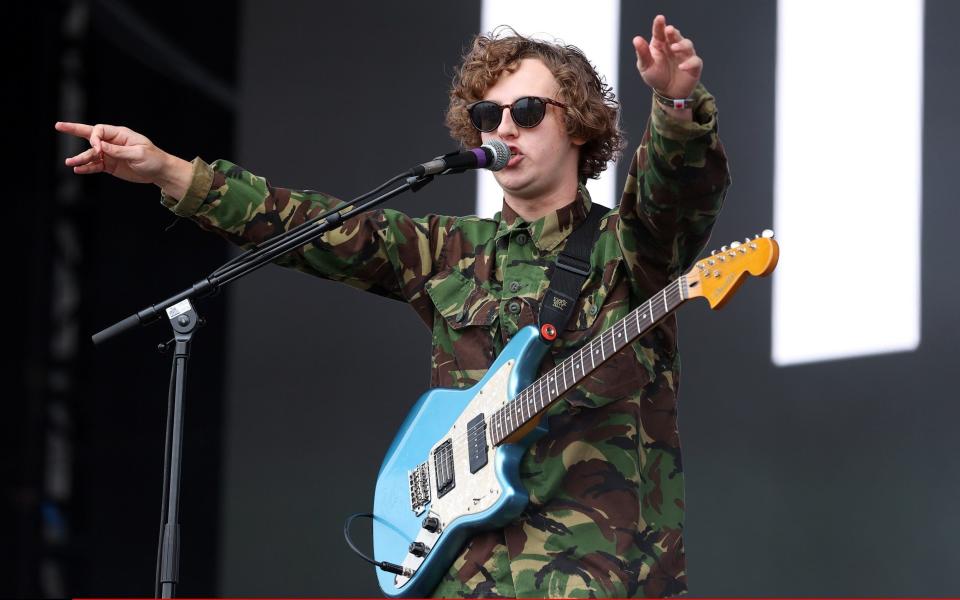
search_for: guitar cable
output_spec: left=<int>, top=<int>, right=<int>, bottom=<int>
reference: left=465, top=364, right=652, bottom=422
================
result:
left=343, top=512, right=412, bottom=577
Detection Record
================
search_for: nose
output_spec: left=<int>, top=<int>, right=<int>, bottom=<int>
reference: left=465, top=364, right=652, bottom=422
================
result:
left=495, top=106, right=518, bottom=138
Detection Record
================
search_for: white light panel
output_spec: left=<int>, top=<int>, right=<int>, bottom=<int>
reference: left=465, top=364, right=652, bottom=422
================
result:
left=772, top=0, right=923, bottom=366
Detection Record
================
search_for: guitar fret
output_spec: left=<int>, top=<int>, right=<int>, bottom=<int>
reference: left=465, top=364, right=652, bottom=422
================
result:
left=466, top=239, right=732, bottom=447
left=496, top=276, right=697, bottom=447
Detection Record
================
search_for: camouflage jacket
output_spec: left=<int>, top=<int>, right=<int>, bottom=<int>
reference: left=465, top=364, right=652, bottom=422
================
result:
left=162, top=84, right=729, bottom=597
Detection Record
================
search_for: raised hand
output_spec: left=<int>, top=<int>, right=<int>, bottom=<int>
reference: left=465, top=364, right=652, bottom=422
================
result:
left=55, top=122, right=194, bottom=199
left=632, top=15, right=703, bottom=100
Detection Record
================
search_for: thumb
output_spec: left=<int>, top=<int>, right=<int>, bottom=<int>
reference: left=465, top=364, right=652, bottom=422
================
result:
left=633, top=36, right=653, bottom=71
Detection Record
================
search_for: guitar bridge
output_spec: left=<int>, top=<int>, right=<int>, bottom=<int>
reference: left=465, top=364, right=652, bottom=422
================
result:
left=408, top=461, right=431, bottom=516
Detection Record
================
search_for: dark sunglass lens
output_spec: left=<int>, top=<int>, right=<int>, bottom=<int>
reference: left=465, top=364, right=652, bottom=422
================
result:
left=512, top=97, right=546, bottom=128
left=469, top=102, right=502, bottom=132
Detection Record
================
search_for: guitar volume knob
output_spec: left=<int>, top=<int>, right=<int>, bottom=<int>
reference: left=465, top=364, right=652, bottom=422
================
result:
left=409, top=541, right=430, bottom=557
left=422, top=516, right=440, bottom=532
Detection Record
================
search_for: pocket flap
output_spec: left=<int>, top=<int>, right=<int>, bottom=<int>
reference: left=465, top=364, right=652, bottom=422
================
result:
left=425, top=267, right=499, bottom=329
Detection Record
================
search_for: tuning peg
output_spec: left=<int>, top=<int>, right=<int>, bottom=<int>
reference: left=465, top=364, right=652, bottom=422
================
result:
left=762, top=229, right=775, bottom=239
left=744, top=237, right=750, bottom=243
left=720, top=245, right=728, bottom=252
left=730, top=241, right=741, bottom=248
left=710, top=249, right=716, bottom=256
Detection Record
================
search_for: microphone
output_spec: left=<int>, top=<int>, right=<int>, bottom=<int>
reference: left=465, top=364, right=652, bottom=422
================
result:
left=410, top=140, right=510, bottom=176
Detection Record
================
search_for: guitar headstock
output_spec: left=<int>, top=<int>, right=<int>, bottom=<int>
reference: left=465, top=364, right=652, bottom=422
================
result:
left=685, top=230, right=779, bottom=309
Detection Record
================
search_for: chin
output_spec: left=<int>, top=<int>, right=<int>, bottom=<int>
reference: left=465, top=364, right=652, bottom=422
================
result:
left=494, top=171, right=537, bottom=195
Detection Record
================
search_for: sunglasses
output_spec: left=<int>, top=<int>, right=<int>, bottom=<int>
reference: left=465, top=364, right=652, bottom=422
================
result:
left=466, top=96, right=568, bottom=132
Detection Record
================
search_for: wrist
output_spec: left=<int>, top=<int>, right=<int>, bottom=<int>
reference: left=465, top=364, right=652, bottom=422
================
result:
left=156, top=153, right=194, bottom=201
left=652, top=88, right=695, bottom=110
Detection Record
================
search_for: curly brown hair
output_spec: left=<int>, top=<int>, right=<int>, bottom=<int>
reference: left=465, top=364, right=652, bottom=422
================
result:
left=446, top=28, right=625, bottom=182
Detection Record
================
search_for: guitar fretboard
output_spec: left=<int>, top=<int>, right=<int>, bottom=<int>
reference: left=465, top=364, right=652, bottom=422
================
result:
left=489, top=276, right=688, bottom=446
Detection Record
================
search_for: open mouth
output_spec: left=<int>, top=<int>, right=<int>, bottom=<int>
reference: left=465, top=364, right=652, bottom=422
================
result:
left=506, top=145, right=523, bottom=167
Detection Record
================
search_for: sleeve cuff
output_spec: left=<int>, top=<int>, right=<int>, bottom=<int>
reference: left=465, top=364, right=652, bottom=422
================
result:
left=650, top=82, right=718, bottom=142
left=160, top=156, right=215, bottom=217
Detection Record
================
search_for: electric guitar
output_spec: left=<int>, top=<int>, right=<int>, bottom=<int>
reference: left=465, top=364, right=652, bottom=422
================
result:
left=369, top=231, right=780, bottom=597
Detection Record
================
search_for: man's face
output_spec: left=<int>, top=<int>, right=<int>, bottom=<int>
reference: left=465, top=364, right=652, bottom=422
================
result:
left=480, top=58, right=582, bottom=204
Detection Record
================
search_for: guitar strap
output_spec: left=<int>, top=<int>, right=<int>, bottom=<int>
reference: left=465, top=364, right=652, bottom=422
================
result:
left=537, top=202, right=607, bottom=342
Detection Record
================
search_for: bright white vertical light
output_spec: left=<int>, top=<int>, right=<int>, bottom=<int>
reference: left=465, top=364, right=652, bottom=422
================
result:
left=476, top=0, right=621, bottom=217
left=773, top=0, right=923, bottom=366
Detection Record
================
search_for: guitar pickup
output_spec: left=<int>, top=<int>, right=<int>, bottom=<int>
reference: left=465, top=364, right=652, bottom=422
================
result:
left=433, top=439, right=455, bottom=498
left=467, top=413, right=488, bottom=474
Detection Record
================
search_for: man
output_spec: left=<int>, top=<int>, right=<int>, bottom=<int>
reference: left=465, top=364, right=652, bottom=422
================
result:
left=57, top=15, right=729, bottom=597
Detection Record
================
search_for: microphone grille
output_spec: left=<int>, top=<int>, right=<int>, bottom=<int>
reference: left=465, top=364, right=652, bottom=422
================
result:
left=482, top=140, right=511, bottom=171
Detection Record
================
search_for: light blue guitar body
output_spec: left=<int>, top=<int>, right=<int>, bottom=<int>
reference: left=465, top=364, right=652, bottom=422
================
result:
left=372, top=325, right=549, bottom=598
left=366, top=231, right=781, bottom=596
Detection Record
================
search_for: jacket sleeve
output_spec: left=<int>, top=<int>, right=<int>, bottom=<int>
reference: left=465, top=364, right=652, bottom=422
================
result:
left=161, top=158, right=452, bottom=317
left=617, top=82, right=731, bottom=289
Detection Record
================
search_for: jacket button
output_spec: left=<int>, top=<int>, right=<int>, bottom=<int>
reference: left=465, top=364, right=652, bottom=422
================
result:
left=508, top=300, right=521, bottom=314
left=589, top=305, right=599, bottom=316
left=515, top=233, right=529, bottom=245
left=508, top=281, right=521, bottom=293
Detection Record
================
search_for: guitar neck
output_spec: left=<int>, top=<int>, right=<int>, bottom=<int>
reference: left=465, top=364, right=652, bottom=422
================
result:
left=490, top=275, right=690, bottom=445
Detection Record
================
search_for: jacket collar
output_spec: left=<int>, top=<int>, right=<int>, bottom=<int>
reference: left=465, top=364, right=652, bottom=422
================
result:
left=494, top=183, right=593, bottom=253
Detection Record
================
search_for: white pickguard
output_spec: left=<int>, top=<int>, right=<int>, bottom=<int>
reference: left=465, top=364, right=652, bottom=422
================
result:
left=429, top=358, right=515, bottom=524
left=394, top=359, right=517, bottom=586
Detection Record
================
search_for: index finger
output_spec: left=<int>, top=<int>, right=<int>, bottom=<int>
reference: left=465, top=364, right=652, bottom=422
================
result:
left=55, top=121, right=94, bottom=139
left=652, top=14, right=667, bottom=43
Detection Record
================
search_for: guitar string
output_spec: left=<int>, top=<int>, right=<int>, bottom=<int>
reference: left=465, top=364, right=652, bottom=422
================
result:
left=429, top=277, right=686, bottom=465
left=422, top=278, right=687, bottom=471
left=431, top=278, right=685, bottom=460
left=423, top=245, right=758, bottom=465
left=427, top=284, right=685, bottom=480
left=428, top=246, right=760, bottom=472
left=429, top=269, right=722, bottom=479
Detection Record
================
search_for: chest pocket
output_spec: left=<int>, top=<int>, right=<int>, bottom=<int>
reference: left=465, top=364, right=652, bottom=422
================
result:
left=564, top=255, right=626, bottom=333
left=425, top=266, right=499, bottom=329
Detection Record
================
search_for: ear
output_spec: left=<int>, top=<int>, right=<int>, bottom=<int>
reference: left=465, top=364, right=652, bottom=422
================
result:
left=571, top=135, right=586, bottom=147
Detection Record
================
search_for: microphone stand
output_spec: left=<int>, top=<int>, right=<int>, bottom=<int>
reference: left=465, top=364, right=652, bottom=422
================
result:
left=92, top=170, right=435, bottom=598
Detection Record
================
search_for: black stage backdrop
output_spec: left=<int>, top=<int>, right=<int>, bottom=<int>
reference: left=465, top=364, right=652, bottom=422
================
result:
left=8, top=1, right=960, bottom=597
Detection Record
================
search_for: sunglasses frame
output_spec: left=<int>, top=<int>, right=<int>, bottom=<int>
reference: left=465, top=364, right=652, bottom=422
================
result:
left=465, top=96, right=568, bottom=132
